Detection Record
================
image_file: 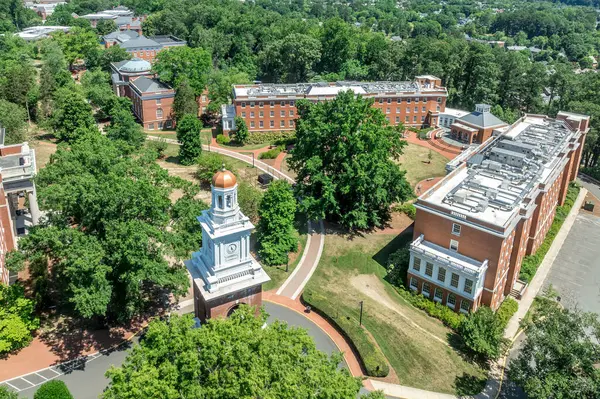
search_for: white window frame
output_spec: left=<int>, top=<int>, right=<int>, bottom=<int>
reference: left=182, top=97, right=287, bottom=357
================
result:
left=156, top=108, right=163, bottom=119
left=460, top=300, right=470, bottom=313
left=289, top=110, right=294, bottom=116
left=156, top=98, right=161, bottom=105
left=270, top=101, right=274, bottom=107
left=410, top=277, right=418, bottom=290
left=241, top=102, right=246, bottom=108
left=447, top=293, right=456, bottom=308
left=270, top=120, right=274, bottom=128
left=250, top=121, right=255, bottom=128
left=434, top=288, right=443, bottom=302
left=437, top=267, right=446, bottom=283
left=450, top=239, right=459, bottom=252
left=464, top=279, right=473, bottom=294
left=259, top=101, right=264, bottom=108
left=425, top=262, right=433, bottom=277
left=280, top=101, right=285, bottom=106
left=250, top=102, right=255, bottom=108
left=450, top=273, right=459, bottom=288
left=280, top=120, right=285, bottom=127
left=422, top=282, right=430, bottom=296
left=259, top=121, right=263, bottom=128
left=270, top=110, right=274, bottom=117
left=413, top=257, right=421, bottom=272
left=452, top=223, right=461, bottom=236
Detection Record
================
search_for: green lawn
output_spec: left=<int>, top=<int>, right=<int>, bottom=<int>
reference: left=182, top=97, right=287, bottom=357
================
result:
left=397, top=143, right=448, bottom=188
left=302, top=232, right=487, bottom=394
left=220, top=141, right=270, bottom=151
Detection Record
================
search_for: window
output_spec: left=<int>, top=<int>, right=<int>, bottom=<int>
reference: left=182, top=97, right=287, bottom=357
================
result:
left=201, top=95, right=207, bottom=102
left=156, top=108, right=163, bottom=119
left=422, top=106, right=426, bottom=112
left=450, top=273, right=459, bottom=288
left=250, top=102, right=255, bottom=108
left=421, top=116, right=425, bottom=122
left=280, top=101, right=285, bottom=106
left=447, top=293, right=456, bottom=307
left=460, top=300, right=471, bottom=313
left=413, top=116, right=417, bottom=122
left=396, top=108, right=400, bottom=113
left=259, top=111, right=264, bottom=117
left=259, top=121, right=263, bottom=128
left=413, top=257, right=421, bottom=272
left=414, top=107, right=418, bottom=113
left=464, top=279, right=473, bottom=294
left=407, top=107, right=411, bottom=113
left=437, top=97, right=442, bottom=103
left=450, top=239, right=459, bottom=252
left=396, top=98, right=401, bottom=103
left=387, top=98, right=391, bottom=104
left=241, top=112, right=246, bottom=118
left=158, top=121, right=163, bottom=129
left=437, top=105, right=440, bottom=112
left=259, top=101, right=264, bottom=108
left=270, top=120, right=274, bottom=128
left=395, top=116, right=400, bottom=123
left=270, top=110, right=274, bottom=117
left=280, top=120, right=285, bottom=127
left=156, top=98, right=161, bottom=105
left=289, top=110, right=294, bottom=116
left=289, top=120, right=294, bottom=127
left=437, top=267, right=446, bottom=282
left=425, top=262, right=433, bottom=277
left=166, top=120, right=172, bottom=128
left=226, top=195, right=232, bottom=207
left=434, top=288, right=443, bottom=302
left=290, top=100, right=295, bottom=106
left=405, top=116, right=409, bottom=122
left=452, top=223, right=461, bottom=236
left=218, top=195, right=223, bottom=208
left=250, top=121, right=255, bottom=128
left=280, top=110, right=285, bottom=117
left=407, top=98, right=411, bottom=104
left=378, top=98, right=383, bottom=104
left=148, top=123, right=154, bottom=130
left=386, top=108, right=390, bottom=114
left=250, top=111, right=255, bottom=118
left=270, top=101, right=274, bottom=107
left=415, top=97, right=419, bottom=103
left=241, top=102, right=246, bottom=108
left=422, top=282, right=430, bottom=296
left=410, top=277, right=418, bottom=290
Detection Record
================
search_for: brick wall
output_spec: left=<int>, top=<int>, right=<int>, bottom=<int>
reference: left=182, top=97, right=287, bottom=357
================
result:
left=194, top=284, right=263, bottom=322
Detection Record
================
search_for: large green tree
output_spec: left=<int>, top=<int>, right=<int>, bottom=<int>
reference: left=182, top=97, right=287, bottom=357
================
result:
left=458, top=306, right=508, bottom=360
left=106, top=107, right=146, bottom=153
left=103, top=307, right=364, bottom=399
left=173, top=77, right=198, bottom=121
left=176, top=114, right=202, bottom=165
left=257, top=180, right=298, bottom=266
left=153, top=47, right=212, bottom=96
left=0, top=99, right=28, bottom=144
left=509, top=302, right=600, bottom=398
left=289, top=91, right=412, bottom=229
left=52, top=27, right=99, bottom=67
left=51, top=88, right=97, bottom=142
left=259, top=33, right=321, bottom=83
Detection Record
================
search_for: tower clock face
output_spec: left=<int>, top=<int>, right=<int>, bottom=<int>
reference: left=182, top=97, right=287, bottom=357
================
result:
left=227, top=243, right=238, bottom=254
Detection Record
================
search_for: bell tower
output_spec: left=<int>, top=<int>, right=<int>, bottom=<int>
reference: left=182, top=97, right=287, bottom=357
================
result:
left=185, top=167, right=270, bottom=321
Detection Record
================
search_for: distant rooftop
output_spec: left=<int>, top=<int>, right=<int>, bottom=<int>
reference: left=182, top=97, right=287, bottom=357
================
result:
left=130, top=76, right=172, bottom=93
left=456, top=104, right=507, bottom=129
left=15, top=25, right=69, bottom=41
left=420, top=114, right=588, bottom=231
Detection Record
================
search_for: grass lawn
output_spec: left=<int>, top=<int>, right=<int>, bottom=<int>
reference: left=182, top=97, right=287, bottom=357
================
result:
left=303, top=231, right=487, bottom=394
left=220, top=141, right=270, bottom=151
left=145, top=129, right=213, bottom=144
left=397, top=143, right=448, bottom=188
left=30, top=140, right=57, bottom=171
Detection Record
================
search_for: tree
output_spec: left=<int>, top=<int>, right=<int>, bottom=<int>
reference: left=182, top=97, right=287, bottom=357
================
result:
left=458, top=307, right=507, bottom=360
left=52, top=27, right=99, bottom=67
left=103, top=308, right=363, bottom=399
left=259, top=33, right=322, bottom=83
left=34, top=380, right=73, bottom=399
left=176, top=114, right=202, bottom=166
left=39, top=42, right=72, bottom=115
left=0, top=386, right=19, bottom=399
left=318, top=18, right=357, bottom=74
left=0, top=59, right=36, bottom=120
left=0, top=283, right=39, bottom=355
left=196, top=153, right=233, bottom=184
left=85, top=45, right=131, bottom=72
left=509, top=304, right=600, bottom=398
left=173, top=78, right=198, bottom=121
left=95, top=19, right=117, bottom=36
left=0, top=100, right=28, bottom=144
left=51, top=88, right=97, bottom=142
left=206, top=68, right=250, bottom=109
left=106, top=107, right=145, bottom=153
left=289, top=91, right=412, bottom=230
left=237, top=181, right=262, bottom=224
left=257, top=180, right=298, bottom=266
left=153, top=47, right=212, bottom=96
left=168, top=194, right=208, bottom=258
left=233, top=116, right=248, bottom=144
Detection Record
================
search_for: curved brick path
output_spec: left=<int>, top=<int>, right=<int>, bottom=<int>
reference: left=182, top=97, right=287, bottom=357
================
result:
left=404, top=130, right=462, bottom=160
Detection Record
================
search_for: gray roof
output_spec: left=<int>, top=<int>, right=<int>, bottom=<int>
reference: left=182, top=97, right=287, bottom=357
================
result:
left=458, top=111, right=506, bottom=128
left=118, top=35, right=160, bottom=49
left=131, top=76, right=172, bottom=93
left=103, top=29, right=138, bottom=41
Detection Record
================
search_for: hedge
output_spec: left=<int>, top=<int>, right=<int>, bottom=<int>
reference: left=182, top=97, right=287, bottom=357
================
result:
left=393, top=203, right=416, bottom=219
left=246, top=130, right=295, bottom=145
left=216, top=134, right=230, bottom=145
left=34, top=381, right=73, bottom=399
left=397, top=289, right=465, bottom=330
left=302, top=288, right=389, bottom=378
left=519, top=183, right=580, bottom=282
left=496, top=297, right=518, bottom=327
left=258, top=146, right=283, bottom=160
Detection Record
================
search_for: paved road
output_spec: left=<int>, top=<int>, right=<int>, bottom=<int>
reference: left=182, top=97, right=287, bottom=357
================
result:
left=7, top=302, right=363, bottom=399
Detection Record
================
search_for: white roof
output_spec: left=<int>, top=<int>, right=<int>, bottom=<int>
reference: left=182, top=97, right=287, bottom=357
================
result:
left=441, top=107, right=469, bottom=118
left=307, top=85, right=366, bottom=96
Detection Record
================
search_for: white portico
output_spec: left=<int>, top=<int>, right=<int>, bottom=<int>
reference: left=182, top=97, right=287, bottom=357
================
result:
left=185, top=167, right=270, bottom=321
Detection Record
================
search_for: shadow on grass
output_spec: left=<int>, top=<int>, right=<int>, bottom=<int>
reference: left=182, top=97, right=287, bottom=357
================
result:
left=165, top=155, right=181, bottom=165
left=454, top=372, right=488, bottom=396
left=372, top=227, right=413, bottom=267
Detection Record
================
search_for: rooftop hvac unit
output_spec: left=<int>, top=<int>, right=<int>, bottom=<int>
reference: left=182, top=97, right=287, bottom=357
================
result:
left=487, top=161, right=502, bottom=171
left=475, top=198, right=489, bottom=212
left=500, top=179, right=509, bottom=190
left=485, top=188, right=498, bottom=199
left=454, top=191, right=467, bottom=204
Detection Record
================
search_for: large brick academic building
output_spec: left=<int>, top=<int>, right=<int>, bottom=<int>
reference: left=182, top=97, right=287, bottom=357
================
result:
left=408, top=111, right=588, bottom=313
left=221, top=76, right=447, bottom=134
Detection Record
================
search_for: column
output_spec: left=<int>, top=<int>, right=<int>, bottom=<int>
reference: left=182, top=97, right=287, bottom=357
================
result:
left=28, top=189, right=41, bottom=226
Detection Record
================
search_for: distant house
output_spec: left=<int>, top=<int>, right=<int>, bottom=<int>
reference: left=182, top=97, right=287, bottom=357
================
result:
left=449, top=104, right=508, bottom=144
left=15, top=25, right=70, bottom=41
left=104, top=33, right=186, bottom=61
left=81, top=6, right=133, bottom=27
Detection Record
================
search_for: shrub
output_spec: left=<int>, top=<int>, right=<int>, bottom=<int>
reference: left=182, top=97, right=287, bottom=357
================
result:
left=0, top=283, right=39, bottom=355
left=496, top=297, right=518, bottom=327
left=519, top=183, right=580, bottom=282
left=233, top=116, right=249, bottom=144
left=147, top=138, right=168, bottom=159
left=216, top=134, right=230, bottom=145
left=0, top=386, right=19, bottom=399
left=34, top=380, right=73, bottom=399
left=386, top=247, right=410, bottom=287
left=393, top=203, right=416, bottom=219
left=581, top=166, right=600, bottom=181
left=405, top=291, right=465, bottom=330
left=196, top=153, right=234, bottom=184
left=246, top=130, right=295, bottom=145
left=258, top=146, right=283, bottom=160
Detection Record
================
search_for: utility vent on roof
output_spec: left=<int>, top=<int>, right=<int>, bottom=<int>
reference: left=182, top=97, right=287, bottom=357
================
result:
left=485, top=188, right=498, bottom=199
left=486, top=160, right=502, bottom=171
left=500, top=179, right=509, bottom=189
left=476, top=198, right=489, bottom=212
left=454, top=191, right=467, bottom=204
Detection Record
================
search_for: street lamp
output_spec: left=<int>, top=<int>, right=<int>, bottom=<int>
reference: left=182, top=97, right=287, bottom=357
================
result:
left=359, top=300, right=364, bottom=326
left=285, top=251, right=289, bottom=273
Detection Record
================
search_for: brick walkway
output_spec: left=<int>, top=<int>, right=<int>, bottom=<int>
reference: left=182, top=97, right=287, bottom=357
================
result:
left=404, top=131, right=462, bottom=160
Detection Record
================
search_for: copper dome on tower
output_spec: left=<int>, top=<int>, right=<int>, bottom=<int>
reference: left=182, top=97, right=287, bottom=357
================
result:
left=212, top=167, right=237, bottom=188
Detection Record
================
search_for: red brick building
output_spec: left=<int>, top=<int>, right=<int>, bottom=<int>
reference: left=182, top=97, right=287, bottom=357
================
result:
left=222, top=76, right=447, bottom=134
left=104, top=34, right=186, bottom=62
left=111, top=58, right=175, bottom=130
left=408, top=112, right=588, bottom=313
left=449, top=104, right=509, bottom=144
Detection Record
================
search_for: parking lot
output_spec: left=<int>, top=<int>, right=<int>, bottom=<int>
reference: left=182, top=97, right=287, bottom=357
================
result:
left=544, top=210, right=600, bottom=314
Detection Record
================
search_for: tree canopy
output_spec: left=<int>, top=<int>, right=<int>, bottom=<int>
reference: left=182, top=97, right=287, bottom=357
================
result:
left=103, top=307, right=365, bottom=399
left=0, top=283, right=39, bottom=355
left=176, top=114, right=202, bottom=166
left=289, top=91, right=412, bottom=230
left=153, top=47, right=212, bottom=96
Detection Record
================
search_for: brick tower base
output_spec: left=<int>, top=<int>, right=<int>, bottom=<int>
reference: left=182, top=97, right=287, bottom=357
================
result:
left=194, top=283, right=264, bottom=322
